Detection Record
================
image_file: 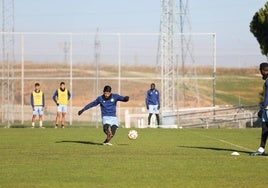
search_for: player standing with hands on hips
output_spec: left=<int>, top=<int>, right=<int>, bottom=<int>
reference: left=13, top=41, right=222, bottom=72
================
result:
left=146, top=83, right=160, bottom=127
left=53, top=82, right=71, bottom=128
left=78, top=85, right=129, bottom=146
left=31, top=82, right=45, bottom=128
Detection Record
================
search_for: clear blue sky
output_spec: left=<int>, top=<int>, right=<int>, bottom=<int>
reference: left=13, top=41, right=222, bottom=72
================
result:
left=9, top=0, right=268, bottom=66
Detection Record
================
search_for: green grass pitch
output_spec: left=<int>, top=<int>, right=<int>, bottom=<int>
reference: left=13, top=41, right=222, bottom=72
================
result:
left=1, top=127, right=268, bottom=188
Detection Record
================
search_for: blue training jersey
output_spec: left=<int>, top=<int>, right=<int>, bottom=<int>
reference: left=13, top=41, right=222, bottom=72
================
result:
left=261, top=79, right=268, bottom=110
left=146, top=89, right=160, bottom=106
left=82, top=93, right=127, bottom=117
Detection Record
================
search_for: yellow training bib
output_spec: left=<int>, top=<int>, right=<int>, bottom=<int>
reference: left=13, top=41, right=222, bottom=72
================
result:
left=57, top=89, right=68, bottom=105
left=32, top=91, right=43, bottom=106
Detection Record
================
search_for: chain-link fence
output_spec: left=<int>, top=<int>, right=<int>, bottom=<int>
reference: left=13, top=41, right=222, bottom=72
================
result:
left=1, top=32, right=216, bottom=127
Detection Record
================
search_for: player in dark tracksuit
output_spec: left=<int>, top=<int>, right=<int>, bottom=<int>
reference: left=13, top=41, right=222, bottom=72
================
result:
left=251, top=62, right=268, bottom=156
left=146, top=83, right=160, bottom=127
left=78, top=85, right=129, bottom=146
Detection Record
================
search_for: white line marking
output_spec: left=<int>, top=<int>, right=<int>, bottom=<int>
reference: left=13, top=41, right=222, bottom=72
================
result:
left=195, top=132, right=254, bottom=152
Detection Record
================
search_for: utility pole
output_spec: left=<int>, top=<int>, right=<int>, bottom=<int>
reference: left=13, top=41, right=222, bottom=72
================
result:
left=94, top=28, right=100, bottom=128
left=1, top=0, right=15, bottom=127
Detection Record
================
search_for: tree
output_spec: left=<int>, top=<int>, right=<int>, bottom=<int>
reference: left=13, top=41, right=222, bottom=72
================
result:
left=250, top=2, right=268, bottom=56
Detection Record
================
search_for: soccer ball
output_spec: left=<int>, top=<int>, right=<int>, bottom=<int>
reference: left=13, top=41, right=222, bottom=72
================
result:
left=128, top=130, right=138, bottom=140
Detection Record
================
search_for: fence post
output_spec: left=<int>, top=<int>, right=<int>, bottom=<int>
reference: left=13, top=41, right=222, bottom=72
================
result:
left=125, top=110, right=130, bottom=128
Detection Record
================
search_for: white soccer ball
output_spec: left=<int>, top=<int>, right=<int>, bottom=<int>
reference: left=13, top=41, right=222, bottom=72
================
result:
left=128, top=130, right=138, bottom=140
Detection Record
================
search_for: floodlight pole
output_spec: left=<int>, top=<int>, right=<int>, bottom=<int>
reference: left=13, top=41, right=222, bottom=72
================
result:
left=1, top=0, right=15, bottom=127
left=117, top=33, right=122, bottom=123
left=21, top=34, right=24, bottom=124
left=213, top=33, right=217, bottom=107
left=69, top=33, right=73, bottom=125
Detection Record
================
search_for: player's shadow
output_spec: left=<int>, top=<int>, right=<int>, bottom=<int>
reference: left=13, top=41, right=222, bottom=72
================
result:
left=56, top=140, right=102, bottom=145
left=56, top=140, right=130, bottom=146
left=179, top=145, right=251, bottom=154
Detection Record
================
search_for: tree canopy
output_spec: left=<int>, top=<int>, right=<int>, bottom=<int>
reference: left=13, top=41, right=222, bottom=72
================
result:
left=250, top=2, right=268, bottom=56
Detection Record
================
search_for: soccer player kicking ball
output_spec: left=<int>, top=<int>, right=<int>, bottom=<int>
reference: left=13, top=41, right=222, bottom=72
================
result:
left=78, top=85, right=129, bottom=146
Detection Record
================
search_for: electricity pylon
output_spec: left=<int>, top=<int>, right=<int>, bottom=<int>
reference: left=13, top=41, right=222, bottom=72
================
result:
left=158, top=0, right=199, bottom=113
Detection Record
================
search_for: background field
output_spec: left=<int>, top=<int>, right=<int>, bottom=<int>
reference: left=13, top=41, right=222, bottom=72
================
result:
left=18, top=65, right=263, bottom=107
left=1, top=127, right=268, bottom=188
left=216, top=67, right=262, bottom=106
